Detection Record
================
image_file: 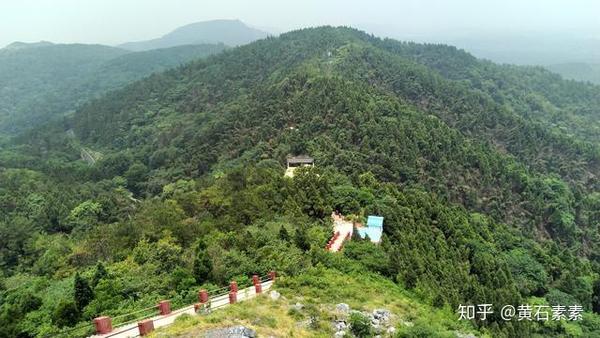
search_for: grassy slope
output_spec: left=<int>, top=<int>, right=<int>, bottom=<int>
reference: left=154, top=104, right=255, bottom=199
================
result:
left=154, top=268, right=480, bottom=337
left=155, top=267, right=597, bottom=338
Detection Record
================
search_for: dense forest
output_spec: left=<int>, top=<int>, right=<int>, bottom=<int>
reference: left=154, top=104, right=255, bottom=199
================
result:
left=0, top=42, right=226, bottom=134
left=0, top=27, right=599, bottom=337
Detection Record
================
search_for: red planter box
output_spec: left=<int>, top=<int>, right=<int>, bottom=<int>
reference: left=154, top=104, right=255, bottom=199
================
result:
left=93, top=316, right=112, bottom=334
left=199, top=289, right=209, bottom=303
left=138, top=319, right=154, bottom=336
left=158, top=300, right=171, bottom=315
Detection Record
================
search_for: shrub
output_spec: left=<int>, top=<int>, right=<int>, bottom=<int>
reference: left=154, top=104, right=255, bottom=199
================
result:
left=349, top=311, right=372, bottom=337
left=53, top=301, right=80, bottom=328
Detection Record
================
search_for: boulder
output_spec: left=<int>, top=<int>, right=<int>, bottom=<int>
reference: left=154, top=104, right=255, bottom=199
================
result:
left=336, top=303, right=350, bottom=314
left=205, top=325, right=257, bottom=338
left=373, top=309, right=391, bottom=321
left=372, top=324, right=383, bottom=334
left=269, top=290, right=280, bottom=301
left=333, top=320, right=347, bottom=331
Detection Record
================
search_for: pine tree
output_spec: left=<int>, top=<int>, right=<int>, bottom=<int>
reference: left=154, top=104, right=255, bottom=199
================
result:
left=74, top=273, right=94, bottom=312
left=351, top=226, right=362, bottom=241
left=53, top=301, right=80, bottom=328
left=193, top=242, right=212, bottom=283
left=92, top=262, right=108, bottom=287
left=592, top=279, right=600, bottom=314
left=279, top=225, right=290, bottom=241
left=294, top=227, right=311, bottom=252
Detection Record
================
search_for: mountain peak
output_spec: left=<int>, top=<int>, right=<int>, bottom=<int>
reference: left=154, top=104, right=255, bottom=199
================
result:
left=119, top=19, right=269, bottom=52
left=3, top=40, right=54, bottom=50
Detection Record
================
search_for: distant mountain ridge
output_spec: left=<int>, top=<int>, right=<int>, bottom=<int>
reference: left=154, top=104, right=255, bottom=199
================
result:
left=547, top=62, right=600, bottom=84
left=119, top=19, right=269, bottom=51
left=2, top=41, right=55, bottom=51
left=0, top=43, right=226, bottom=134
left=0, top=19, right=267, bottom=134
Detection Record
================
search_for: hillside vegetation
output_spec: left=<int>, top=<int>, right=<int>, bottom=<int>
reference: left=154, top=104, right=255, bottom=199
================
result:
left=154, top=268, right=477, bottom=337
left=0, top=27, right=599, bottom=337
left=0, top=42, right=226, bottom=134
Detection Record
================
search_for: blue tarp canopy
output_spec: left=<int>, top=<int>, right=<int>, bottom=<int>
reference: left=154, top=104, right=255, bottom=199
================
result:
left=357, top=227, right=383, bottom=243
left=357, top=215, right=384, bottom=243
left=367, top=216, right=384, bottom=227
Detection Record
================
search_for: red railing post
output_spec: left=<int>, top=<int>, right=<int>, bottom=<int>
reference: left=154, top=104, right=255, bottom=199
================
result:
left=252, top=274, right=260, bottom=285
left=158, top=300, right=171, bottom=315
left=268, top=271, right=276, bottom=282
left=229, top=291, right=237, bottom=304
left=199, top=289, right=209, bottom=303
left=138, top=319, right=154, bottom=336
left=230, top=281, right=238, bottom=292
left=93, top=316, right=112, bottom=334
left=255, top=283, right=262, bottom=294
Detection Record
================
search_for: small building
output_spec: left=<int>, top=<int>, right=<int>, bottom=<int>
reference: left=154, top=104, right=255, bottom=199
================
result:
left=357, top=216, right=384, bottom=243
left=285, top=155, right=314, bottom=177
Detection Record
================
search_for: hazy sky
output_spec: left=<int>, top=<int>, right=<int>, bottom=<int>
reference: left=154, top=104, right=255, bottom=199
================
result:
left=1, top=0, right=599, bottom=48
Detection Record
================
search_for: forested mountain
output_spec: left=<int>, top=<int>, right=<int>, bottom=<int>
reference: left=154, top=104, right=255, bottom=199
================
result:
left=118, top=19, right=269, bottom=51
left=2, top=41, right=55, bottom=50
left=547, top=63, right=600, bottom=85
left=0, top=43, right=127, bottom=133
left=0, top=42, right=226, bottom=134
left=1, top=27, right=599, bottom=337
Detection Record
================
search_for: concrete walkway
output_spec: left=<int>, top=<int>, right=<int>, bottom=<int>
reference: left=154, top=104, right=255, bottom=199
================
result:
left=329, top=212, right=353, bottom=252
left=90, top=281, right=274, bottom=338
